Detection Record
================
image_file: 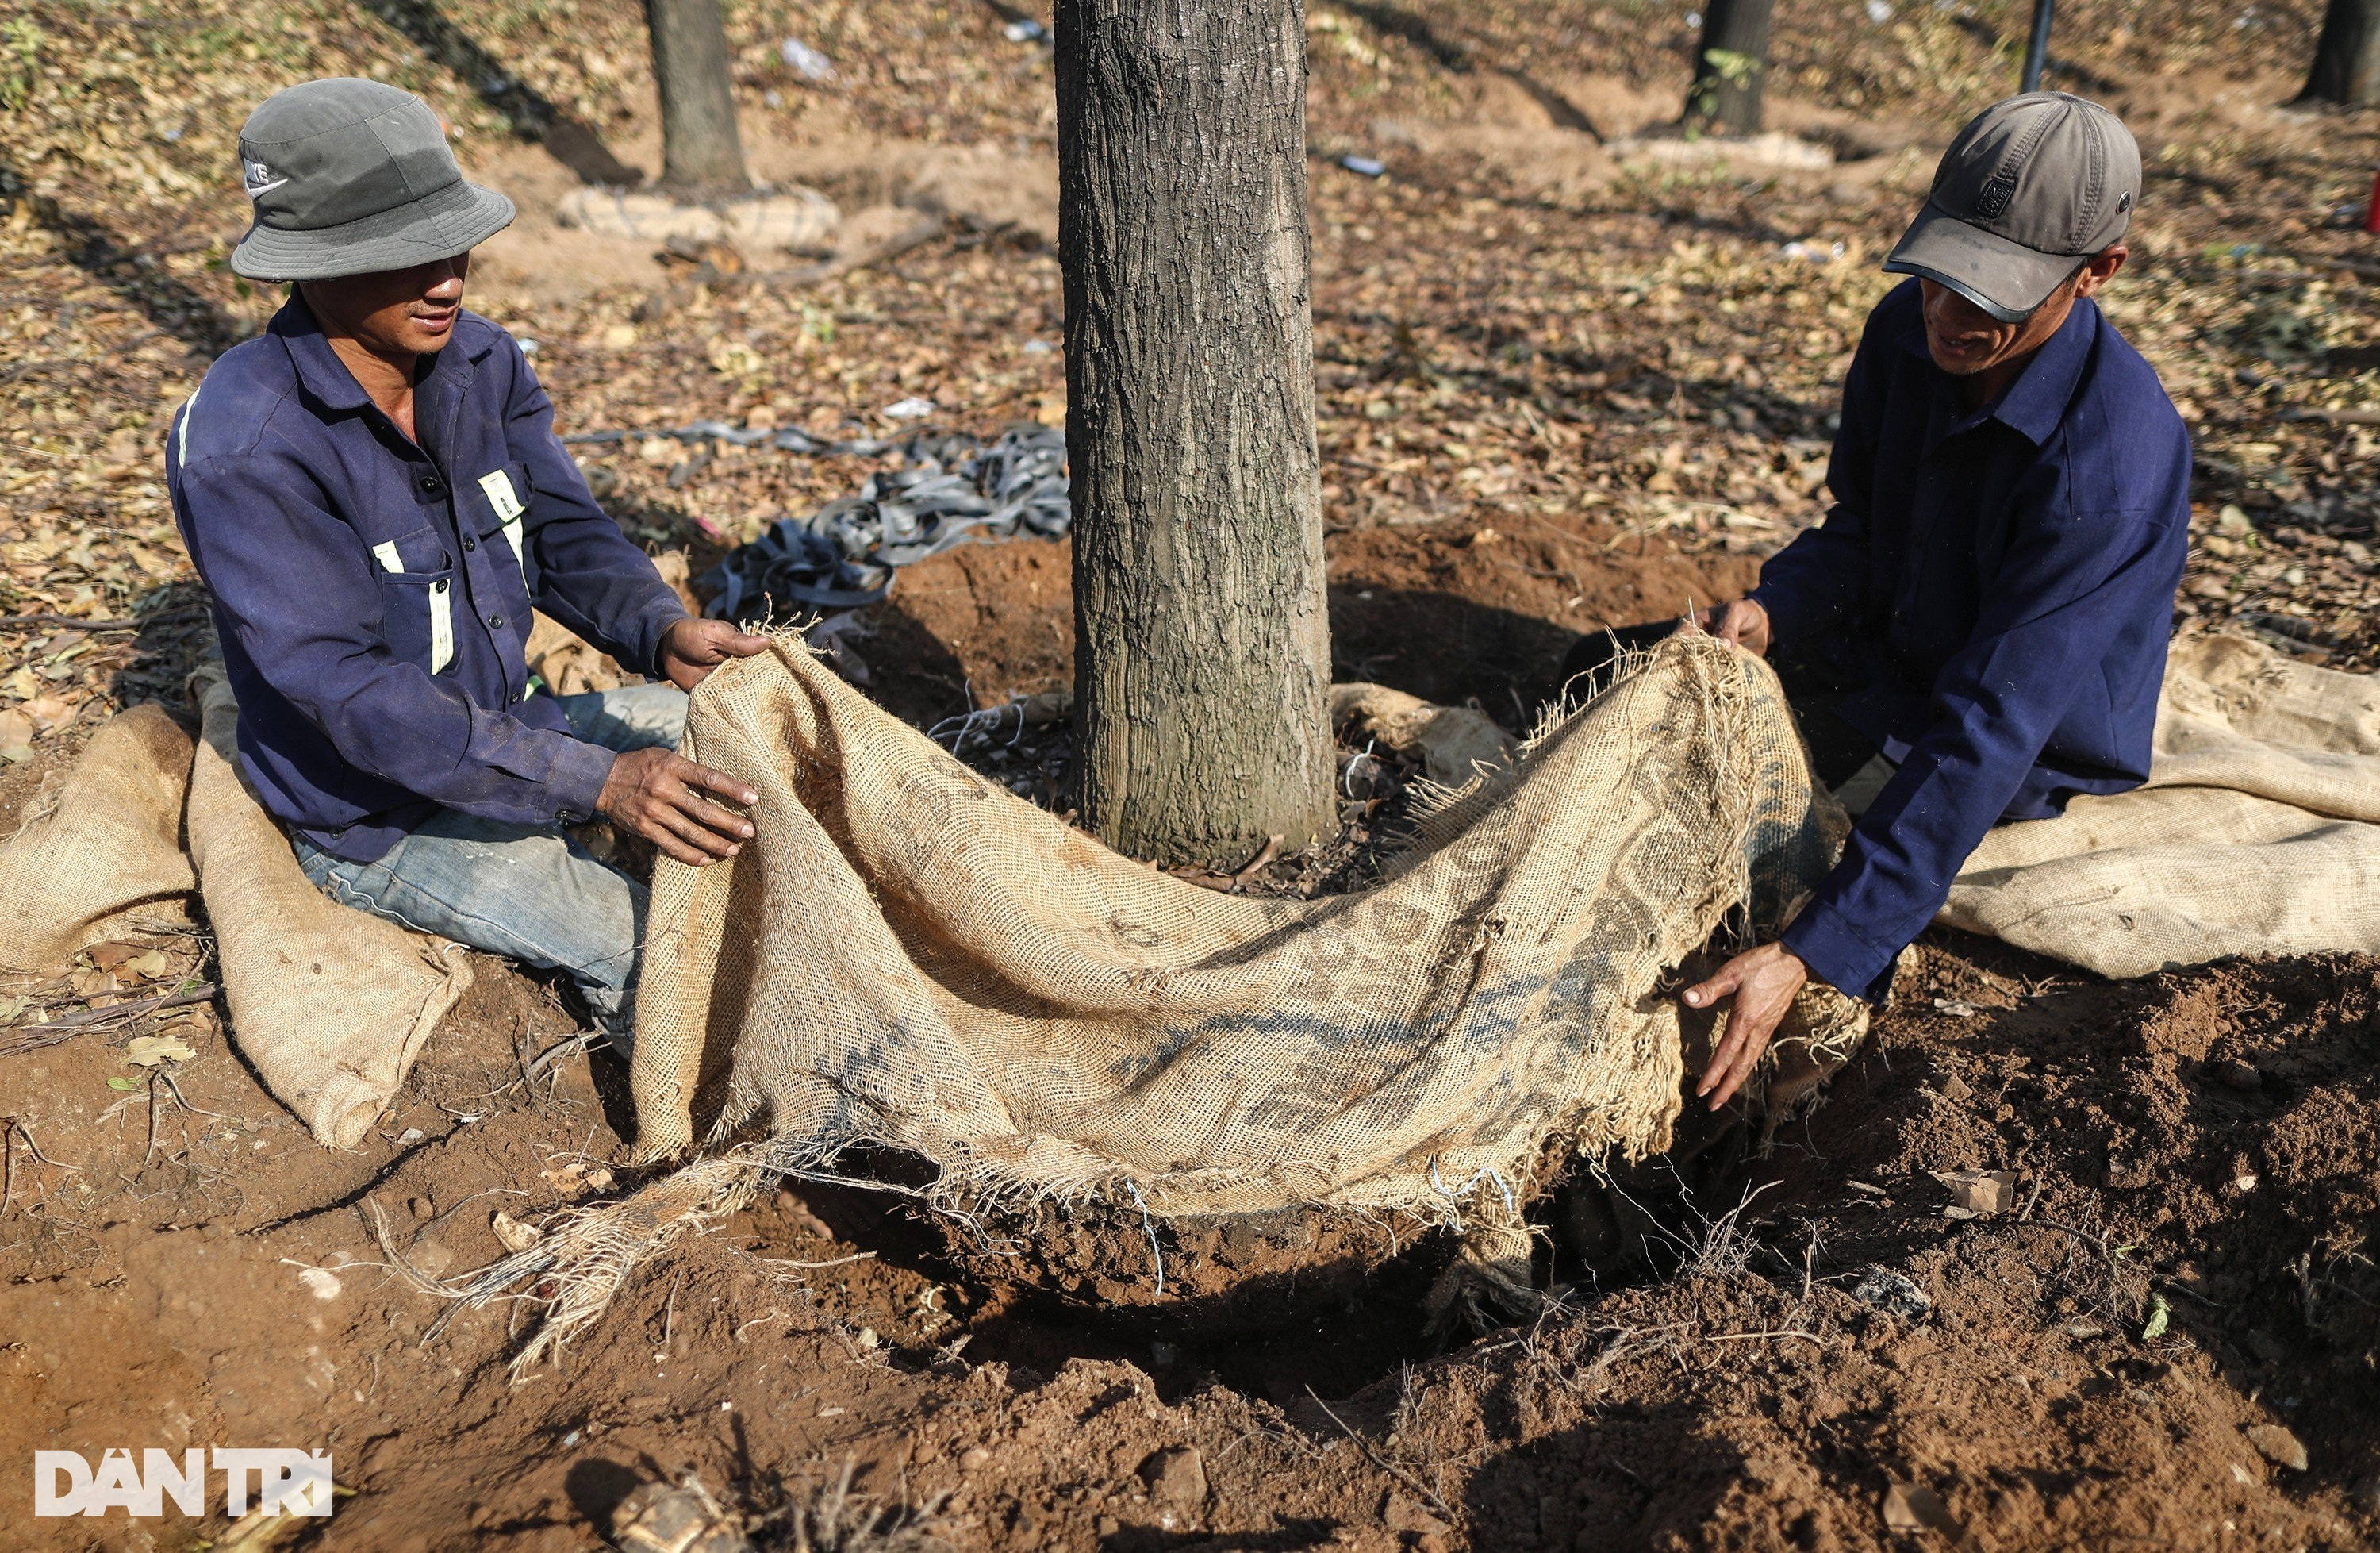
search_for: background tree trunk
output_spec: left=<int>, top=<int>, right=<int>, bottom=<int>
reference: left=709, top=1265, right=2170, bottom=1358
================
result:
left=1687, top=0, right=1775, bottom=136
left=646, top=0, right=751, bottom=194
left=2298, top=0, right=2380, bottom=105
left=1056, top=0, right=1337, bottom=866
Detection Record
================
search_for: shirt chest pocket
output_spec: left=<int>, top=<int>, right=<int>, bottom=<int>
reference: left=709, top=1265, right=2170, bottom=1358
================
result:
left=368, top=527, right=458, bottom=675
left=472, top=462, right=533, bottom=582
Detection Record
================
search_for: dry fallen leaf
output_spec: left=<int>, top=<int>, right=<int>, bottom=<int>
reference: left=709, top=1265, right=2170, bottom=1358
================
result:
left=491, top=1210, right=544, bottom=1253
left=124, top=1034, right=197, bottom=1067
left=85, top=940, right=149, bottom=971
left=19, top=696, right=74, bottom=732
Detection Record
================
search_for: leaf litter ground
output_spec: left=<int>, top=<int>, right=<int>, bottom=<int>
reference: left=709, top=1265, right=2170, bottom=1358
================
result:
left=1, top=0, right=2378, bottom=1547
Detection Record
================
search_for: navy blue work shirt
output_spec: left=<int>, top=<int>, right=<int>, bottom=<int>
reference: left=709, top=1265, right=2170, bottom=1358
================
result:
left=1750, top=279, right=2192, bottom=1001
left=167, top=295, right=688, bottom=863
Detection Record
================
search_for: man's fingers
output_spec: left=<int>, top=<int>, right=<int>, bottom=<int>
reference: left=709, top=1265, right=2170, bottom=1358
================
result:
left=681, top=760, right=761, bottom=810
left=686, top=621, right=774, bottom=659
left=640, top=817, right=722, bottom=867
left=673, top=792, right=754, bottom=842
left=1706, top=1032, right=1766, bottom=1109
left=1680, top=966, right=1741, bottom=1009
left=1695, top=1013, right=1745, bottom=1099
left=653, top=802, right=742, bottom=859
left=1702, top=1001, right=1781, bottom=1108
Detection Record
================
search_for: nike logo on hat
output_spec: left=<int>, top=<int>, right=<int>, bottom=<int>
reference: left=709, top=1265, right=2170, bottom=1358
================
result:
left=244, top=159, right=290, bottom=199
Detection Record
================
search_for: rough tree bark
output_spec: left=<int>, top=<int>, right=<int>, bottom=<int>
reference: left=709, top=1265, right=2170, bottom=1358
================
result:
left=646, top=0, right=751, bottom=194
left=1056, top=0, right=1337, bottom=865
left=2298, top=0, right=2380, bottom=105
left=1687, top=0, right=1775, bottom=136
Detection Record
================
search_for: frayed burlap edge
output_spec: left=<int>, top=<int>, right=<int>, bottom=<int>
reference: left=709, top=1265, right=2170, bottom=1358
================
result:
left=465, top=634, right=1856, bottom=1369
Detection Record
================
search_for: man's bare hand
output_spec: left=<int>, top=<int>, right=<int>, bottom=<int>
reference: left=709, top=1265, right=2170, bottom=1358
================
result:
left=1681, top=940, right=1807, bottom=1109
left=596, top=747, right=758, bottom=867
left=658, top=617, right=773, bottom=693
left=1699, top=598, right=1772, bottom=657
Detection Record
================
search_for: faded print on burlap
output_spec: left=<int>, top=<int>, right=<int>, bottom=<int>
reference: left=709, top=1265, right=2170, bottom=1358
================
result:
left=631, top=632, right=1861, bottom=1224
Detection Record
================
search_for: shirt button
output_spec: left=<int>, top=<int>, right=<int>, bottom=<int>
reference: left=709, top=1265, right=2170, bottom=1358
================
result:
left=489, top=614, right=505, bottom=629
left=463, top=535, right=477, bottom=552
left=555, top=809, right=579, bottom=824
left=419, top=475, right=443, bottom=494
left=432, top=579, right=447, bottom=594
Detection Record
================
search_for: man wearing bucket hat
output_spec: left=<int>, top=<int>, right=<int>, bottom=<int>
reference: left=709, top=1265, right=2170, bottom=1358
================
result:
left=1562, top=93, right=2191, bottom=1114
left=167, top=78, right=772, bottom=1051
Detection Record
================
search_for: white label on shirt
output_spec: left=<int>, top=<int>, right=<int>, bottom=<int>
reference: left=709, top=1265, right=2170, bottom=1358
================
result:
left=428, top=578, right=455, bottom=673
left=371, top=540, right=404, bottom=574
left=479, top=471, right=529, bottom=579
left=478, top=469, right=525, bottom=521
left=177, top=383, right=201, bottom=471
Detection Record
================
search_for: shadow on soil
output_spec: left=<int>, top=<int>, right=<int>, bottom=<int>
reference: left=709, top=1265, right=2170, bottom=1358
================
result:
left=766, top=1163, right=1457, bottom=1405
left=1330, top=586, right=1580, bottom=729
left=351, top=0, right=645, bottom=186
left=1463, top=1414, right=1752, bottom=1551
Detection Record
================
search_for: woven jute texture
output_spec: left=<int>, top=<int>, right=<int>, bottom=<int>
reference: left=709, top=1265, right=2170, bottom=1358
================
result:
left=0, top=670, right=471, bottom=1148
left=186, top=669, right=473, bottom=1147
left=0, top=702, right=195, bottom=971
left=1944, top=632, right=2380, bottom=977
left=631, top=632, right=1864, bottom=1222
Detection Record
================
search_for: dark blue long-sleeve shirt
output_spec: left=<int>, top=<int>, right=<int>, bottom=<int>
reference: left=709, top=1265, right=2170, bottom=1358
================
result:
left=167, top=296, right=688, bottom=863
left=1750, top=279, right=2192, bottom=1001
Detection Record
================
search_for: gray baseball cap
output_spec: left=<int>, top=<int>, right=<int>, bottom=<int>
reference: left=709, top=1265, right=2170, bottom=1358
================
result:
left=230, top=79, right=514, bottom=282
left=1883, top=92, right=2140, bottom=324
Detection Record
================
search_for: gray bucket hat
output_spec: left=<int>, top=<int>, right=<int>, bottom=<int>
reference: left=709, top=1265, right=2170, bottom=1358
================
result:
left=230, top=78, right=515, bottom=282
left=1884, top=92, right=2140, bottom=324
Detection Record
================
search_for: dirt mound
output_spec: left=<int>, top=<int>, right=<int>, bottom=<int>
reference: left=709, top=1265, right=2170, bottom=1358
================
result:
left=1287, top=951, right=2380, bottom=1552
left=923, top=1196, right=1425, bottom=1327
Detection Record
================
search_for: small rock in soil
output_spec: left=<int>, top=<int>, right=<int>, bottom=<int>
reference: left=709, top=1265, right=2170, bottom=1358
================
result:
left=2245, top=1424, right=2309, bottom=1471
left=2213, top=1059, right=2263, bottom=1093
left=1852, top=1268, right=1933, bottom=1321
left=1882, top=1481, right=1961, bottom=1537
left=1140, top=1446, right=1207, bottom=1515
left=1385, top=1491, right=1453, bottom=1537
left=1932, top=1168, right=2018, bottom=1215
left=612, top=1478, right=750, bottom=1553
left=2245, top=1328, right=2287, bottom=1363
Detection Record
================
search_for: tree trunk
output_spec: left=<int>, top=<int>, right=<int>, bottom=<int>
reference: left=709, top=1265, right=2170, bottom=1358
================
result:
left=2298, top=0, right=2380, bottom=105
left=646, top=0, right=750, bottom=194
left=1687, top=0, right=1774, bottom=136
left=1056, top=0, right=1337, bottom=866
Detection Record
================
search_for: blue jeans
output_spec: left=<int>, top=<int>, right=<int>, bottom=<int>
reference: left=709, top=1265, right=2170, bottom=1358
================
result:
left=292, top=683, right=689, bottom=1052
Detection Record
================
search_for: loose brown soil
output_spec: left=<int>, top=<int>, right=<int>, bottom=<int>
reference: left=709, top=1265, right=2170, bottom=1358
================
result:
left=5, top=525, right=2375, bottom=1552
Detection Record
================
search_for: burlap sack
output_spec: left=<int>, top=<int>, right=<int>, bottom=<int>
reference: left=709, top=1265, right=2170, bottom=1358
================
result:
left=0, top=703, right=195, bottom=971
left=1943, top=632, right=2380, bottom=975
left=630, top=632, right=1863, bottom=1220
left=186, top=671, right=474, bottom=1147
left=1330, top=682, right=1518, bottom=786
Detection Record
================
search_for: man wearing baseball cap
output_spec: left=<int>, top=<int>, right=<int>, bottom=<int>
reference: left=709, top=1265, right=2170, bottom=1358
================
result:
left=167, top=79, right=771, bottom=1051
left=1566, top=93, right=2190, bottom=1112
